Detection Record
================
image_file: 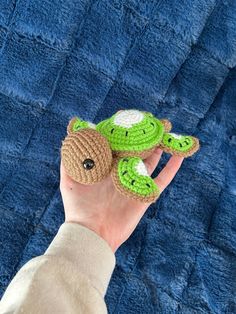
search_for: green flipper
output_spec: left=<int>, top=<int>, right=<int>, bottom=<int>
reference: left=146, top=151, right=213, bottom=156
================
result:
left=111, top=157, right=160, bottom=203
left=159, top=132, right=199, bottom=157
left=67, top=117, right=96, bottom=134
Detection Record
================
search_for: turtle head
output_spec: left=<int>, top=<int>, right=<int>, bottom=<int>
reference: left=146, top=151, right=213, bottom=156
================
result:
left=61, top=117, right=113, bottom=184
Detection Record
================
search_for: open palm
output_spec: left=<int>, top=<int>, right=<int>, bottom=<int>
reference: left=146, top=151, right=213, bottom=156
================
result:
left=60, top=148, right=184, bottom=252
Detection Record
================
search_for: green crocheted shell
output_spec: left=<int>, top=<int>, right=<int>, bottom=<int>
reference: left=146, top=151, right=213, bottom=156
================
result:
left=96, top=111, right=164, bottom=152
left=116, top=157, right=159, bottom=197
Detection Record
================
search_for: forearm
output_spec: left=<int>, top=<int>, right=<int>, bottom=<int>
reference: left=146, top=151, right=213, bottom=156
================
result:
left=0, top=223, right=116, bottom=314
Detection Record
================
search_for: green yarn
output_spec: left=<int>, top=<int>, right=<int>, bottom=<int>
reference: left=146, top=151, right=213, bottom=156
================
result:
left=96, top=112, right=164, bottom=152
left=66, top=110, right=199, bottom=202
left=72, top=118, right=89, bottom=131
left=117, top=157, right=158, bottom=196
left=162, top=133, right=194, bottom=152
left=71, top=114, right=194, bottom=155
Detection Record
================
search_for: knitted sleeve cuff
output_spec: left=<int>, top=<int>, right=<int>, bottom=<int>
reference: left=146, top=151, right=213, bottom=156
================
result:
left=44, top=222, right=116, bottom=297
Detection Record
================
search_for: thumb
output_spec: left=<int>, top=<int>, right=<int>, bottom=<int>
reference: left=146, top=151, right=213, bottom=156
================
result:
left=60, top=159, right=75, bottom=185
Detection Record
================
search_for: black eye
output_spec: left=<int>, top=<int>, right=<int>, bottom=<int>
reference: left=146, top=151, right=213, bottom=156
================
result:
left=83, top=159, right=95, bottom=170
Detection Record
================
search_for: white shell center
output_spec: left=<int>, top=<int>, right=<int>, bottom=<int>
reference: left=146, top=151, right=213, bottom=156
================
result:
left=113, top=110, right=144, bottom=128
left=88, top=122, right=96, bottom=129
left=135, top=160, right=149, bottom=176
left=169, top=133, right=182, bottom=139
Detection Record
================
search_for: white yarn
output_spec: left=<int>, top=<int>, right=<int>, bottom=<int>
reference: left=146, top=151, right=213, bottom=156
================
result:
left=169, top=133, right=182, bottom=139
left=135, top=160, right=149, bottom=176
left=113, top=110, right=144, bottom=128
left=88, top=122, right=96, bottom=129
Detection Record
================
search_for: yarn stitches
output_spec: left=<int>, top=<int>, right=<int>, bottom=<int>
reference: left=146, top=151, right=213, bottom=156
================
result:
left=61, top=109, right=200, bottom=203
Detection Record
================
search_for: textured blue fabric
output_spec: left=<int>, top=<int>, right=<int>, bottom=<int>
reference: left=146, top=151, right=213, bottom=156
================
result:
left=0, top=0, right=236, bottom=312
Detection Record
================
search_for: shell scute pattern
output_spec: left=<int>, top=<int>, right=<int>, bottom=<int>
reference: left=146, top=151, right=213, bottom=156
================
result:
left=96, top=110, right=164, bottom=152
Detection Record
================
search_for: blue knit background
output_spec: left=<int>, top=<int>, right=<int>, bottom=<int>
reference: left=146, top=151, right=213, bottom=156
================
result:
left=0, top=0, right=236, bottom=313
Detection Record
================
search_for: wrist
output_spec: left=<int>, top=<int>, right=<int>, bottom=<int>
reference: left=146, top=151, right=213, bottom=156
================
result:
left=65, top=219, right=117, bottom=253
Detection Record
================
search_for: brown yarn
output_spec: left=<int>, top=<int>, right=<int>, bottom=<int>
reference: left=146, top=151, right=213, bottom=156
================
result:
left=113, top=146, right=156, bottom=159
left=61, top=128, right=113, bottom=184
left=111, top=158, right=160, bottom=203
left=61, top=116, right=200, bottom=202
left=158, top=136, right=200, bottom=157
left=67, top=117, right=78, bottom=135
left=160, top=119, right=172, bottom=132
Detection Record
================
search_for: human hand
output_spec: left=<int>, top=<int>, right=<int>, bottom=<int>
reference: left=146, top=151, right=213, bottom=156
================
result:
left=60, top=148, right=184, bottom=253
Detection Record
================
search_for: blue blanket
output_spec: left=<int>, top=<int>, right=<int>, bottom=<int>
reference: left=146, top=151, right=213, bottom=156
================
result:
left=0, top=0, right=236, bottom=312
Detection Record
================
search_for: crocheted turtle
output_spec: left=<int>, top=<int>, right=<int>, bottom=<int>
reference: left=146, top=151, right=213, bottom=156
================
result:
left=61, top=109, right=200, bottom=203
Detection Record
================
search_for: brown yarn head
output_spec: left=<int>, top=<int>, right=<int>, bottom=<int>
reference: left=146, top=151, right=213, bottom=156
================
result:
left=61, top=128, right=113, bottom=184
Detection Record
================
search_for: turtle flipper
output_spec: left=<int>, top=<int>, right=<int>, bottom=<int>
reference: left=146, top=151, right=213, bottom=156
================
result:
left=160, top=119, right=172, bottom=132
left=159, top=132, right=200, bottom=157
left=111, top=157, right=160, bottom=203
left=67, top=117, right=96, bottom=134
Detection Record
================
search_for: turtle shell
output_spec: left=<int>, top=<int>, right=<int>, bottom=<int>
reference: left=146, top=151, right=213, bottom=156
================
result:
left=96, top=110, right=164, bottom=156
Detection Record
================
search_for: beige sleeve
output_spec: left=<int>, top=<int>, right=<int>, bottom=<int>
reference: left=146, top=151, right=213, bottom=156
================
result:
left=0, top=222, right=116, bottom=314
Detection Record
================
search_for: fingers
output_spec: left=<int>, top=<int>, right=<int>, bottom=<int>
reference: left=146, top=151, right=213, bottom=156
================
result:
left=154, top=155, right=184, bottom=193
left=144, top=148, right=163, bottom=175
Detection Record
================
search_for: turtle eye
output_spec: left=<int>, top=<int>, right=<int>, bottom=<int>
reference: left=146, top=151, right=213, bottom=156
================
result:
left=82, top=159, right=95, bottom=170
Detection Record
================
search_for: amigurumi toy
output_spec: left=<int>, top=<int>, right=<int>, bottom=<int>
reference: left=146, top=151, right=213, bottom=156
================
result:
left=61, top=109, right=200, bottom=203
